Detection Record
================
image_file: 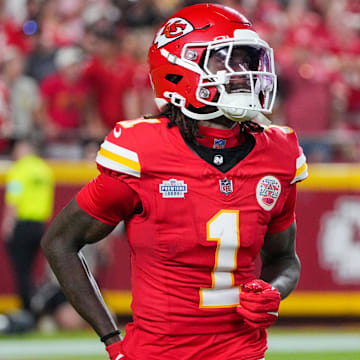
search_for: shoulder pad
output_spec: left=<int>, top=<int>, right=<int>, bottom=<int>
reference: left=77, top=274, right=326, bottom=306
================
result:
left=264, top=124, right=294, bottom=135
left=264, top=125, right=308, bottom=183
left=95, top=118, right=161, bottom=178
left=117, top=118, right=161, bottom=129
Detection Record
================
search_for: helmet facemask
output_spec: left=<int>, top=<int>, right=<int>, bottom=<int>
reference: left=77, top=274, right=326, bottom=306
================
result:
left=178, top=30, right=277, bottom=122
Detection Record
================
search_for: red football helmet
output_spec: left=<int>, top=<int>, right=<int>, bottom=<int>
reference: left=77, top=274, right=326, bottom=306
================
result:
left=148, top=3, right=277, bottom=121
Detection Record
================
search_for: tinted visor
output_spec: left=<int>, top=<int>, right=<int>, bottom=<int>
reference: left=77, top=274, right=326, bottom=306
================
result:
left=203, top=44, right=274, bottom=95
left=207, top=45, right=262, bottom=74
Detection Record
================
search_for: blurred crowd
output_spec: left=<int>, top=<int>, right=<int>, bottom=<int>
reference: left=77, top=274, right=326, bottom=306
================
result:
left=0, top=0, right=359, bottom=162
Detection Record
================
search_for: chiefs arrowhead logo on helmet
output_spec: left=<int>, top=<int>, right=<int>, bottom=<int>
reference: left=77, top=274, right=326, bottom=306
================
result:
left=154, top=17, right=194, bottom=49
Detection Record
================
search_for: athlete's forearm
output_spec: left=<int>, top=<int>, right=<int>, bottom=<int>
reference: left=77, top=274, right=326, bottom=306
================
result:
left=43, top=241, right=118, bottom=336
left=260, top=254, right=301, bottom=299
left=260, top=222, right=300, bottom=300
left=41, top=199, right=119, bottom=339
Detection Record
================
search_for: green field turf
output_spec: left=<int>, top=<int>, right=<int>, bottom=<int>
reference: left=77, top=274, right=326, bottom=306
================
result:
left=1, top=327, right=360, bottom=360
left=267, top=353, right=360, bottom=360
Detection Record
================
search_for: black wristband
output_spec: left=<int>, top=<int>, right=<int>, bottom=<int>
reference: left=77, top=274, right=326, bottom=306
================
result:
left=100, top=329, right=121, bottom=343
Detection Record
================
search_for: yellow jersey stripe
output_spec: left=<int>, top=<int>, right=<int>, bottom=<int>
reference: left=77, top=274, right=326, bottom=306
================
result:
left=295, top=162, right=307, bottom=178
left=102, top=140, right=139, bottom=162
left=98, top=148, right=140, bottom=172
left=291, top=164, right=308, bottom=184
left=96, top=154, right=140, bottom=178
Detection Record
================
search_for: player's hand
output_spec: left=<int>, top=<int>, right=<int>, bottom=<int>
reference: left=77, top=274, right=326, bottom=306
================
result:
left=105, top=340, right=125, bottom=360
left=236, top=279, right=281, bottom=329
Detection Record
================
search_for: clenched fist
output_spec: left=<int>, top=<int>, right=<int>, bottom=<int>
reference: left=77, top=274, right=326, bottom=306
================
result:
left=236, top=279, right=281, bottom=329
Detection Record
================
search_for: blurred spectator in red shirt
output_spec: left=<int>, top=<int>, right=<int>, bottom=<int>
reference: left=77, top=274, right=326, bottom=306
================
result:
left=39, top=46, right=88, bottom=157
left=81, top=20, right=137, bottom=137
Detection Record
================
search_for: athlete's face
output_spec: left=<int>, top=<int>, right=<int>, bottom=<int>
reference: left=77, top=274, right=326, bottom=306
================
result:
left=207, top=46, right=260, bottom=93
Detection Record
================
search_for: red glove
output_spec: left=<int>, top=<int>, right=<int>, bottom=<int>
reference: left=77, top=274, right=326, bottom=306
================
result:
left=236, top=279, right=281, bottom=329
left=106, top=341, right=125, bottom=360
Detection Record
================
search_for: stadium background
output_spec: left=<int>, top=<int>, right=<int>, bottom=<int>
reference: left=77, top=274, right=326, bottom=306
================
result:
left=1, top=162, right=360, bottom=318
left=0, top=0, right=360, bottom=359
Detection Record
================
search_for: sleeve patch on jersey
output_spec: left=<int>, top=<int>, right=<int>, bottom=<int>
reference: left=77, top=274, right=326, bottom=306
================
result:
left=96, top=140, right=140, bottom=178
left=291, top=153, right=308, bottom=184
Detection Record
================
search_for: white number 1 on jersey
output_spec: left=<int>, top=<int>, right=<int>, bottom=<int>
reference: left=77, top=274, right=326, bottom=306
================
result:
left=199, top=210, right=241, bottom=308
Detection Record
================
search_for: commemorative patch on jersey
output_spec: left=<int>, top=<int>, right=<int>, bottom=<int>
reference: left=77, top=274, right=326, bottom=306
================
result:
left=159, top=179, right=188, bottom=198
left=219, top=177, right=233, bottom=195
left=154, top=17, right=194, bottom=49
left=256, top=176, right=281, bottom=210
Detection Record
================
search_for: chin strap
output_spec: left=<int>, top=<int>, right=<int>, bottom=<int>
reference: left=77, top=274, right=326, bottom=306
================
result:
left=181, top=106, right=224, bottom=121
left=163, top=90, right=224, bottom=120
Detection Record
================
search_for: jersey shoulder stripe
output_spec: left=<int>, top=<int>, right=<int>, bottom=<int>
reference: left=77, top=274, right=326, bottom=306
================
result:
left=291, top=152, right=308, bottom=184
left=118, top=118, right=161, bottom=128
left=96, top=139, right=141, bottom=178
left=265, top=125, right=294, bottom=134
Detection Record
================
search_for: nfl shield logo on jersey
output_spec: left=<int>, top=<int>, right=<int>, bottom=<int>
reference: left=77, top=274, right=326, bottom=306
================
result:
left=256, top=176, right=281, bottom=210
left=213, top=138, right=226, bottom=149
left=219, top=178, right=233, bottom=195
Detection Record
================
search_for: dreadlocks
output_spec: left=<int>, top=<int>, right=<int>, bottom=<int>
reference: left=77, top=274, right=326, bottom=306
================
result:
left=146, top=104, right=200, bottom=143
left=145, top=104, right=264, bottom=143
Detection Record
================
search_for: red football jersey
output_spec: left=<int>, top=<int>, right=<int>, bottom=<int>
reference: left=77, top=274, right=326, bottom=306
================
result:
left=77, top=117, right=307, bottom=356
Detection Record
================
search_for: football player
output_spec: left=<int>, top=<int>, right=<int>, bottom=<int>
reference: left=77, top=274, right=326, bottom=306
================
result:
left=42, top=4, right=307, bottom=360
